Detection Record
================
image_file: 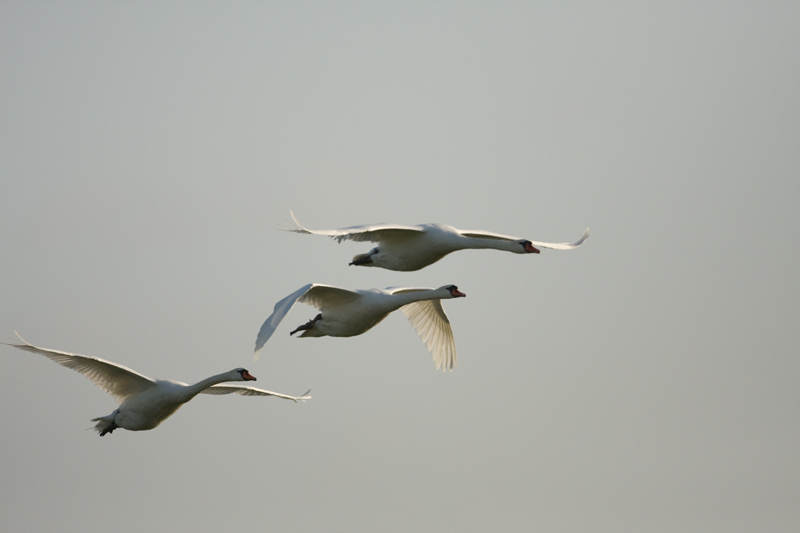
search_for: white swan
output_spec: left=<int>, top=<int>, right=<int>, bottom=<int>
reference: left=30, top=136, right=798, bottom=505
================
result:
left=255, top=284, right=466, bottom=371
left=280, top=212, right=589, bottom=272
left=4, top=332, right=311, bottom=436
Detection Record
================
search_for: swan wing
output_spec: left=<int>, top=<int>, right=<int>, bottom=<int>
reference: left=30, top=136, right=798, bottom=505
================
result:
left=4, top=332, right=156, bottom=403
left=391, top=289, right=457, bottom=372
left=254, top=284, right=362, bottom=359
left=279, top=211, right=424, bottom=244
left=298, top=284, right=363, bottom=310
left=459, top=227, right=590, bottom=250
left=255, top=283, right=314, bottom=359
left=200, top=386, right=312, bottom=403
left=528, top=228, right=590, bottom=250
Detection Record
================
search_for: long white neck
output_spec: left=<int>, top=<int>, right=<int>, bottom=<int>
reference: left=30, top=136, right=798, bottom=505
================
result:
left=183, top=370, right=242, bottom=399
left=389, top=287, right=450, bottom=309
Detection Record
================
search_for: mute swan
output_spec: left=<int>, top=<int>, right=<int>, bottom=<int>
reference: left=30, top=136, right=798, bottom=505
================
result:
left=279, top=211, right=589, bottom=272
left=3, top=332, right=311, bottom=436
left=255, top=284, right=466, bottom=371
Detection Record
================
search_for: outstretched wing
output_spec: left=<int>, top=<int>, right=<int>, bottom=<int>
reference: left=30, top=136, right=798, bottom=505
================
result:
left=530, top=228, right=590, bottom=250
left=200, top=386, right=312, bottom=403
left=460, top=227, right=590, bottom=250
left=298, top=284, right=362, bottom=310
left=4, top=332, right=156, bottom=403
left=391, top=289, right=457, bottom=372
left=278, top=211, right=424, bottom=244
left=254, top=284, right=362, bottom=359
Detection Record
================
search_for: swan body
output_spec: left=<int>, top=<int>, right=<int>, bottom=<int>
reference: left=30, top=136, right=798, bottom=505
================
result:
left=4, top=332, right=311, bottom=436
left=255, top=284, right=466, bottom=371
left=280, top=212, right=590, bottom=271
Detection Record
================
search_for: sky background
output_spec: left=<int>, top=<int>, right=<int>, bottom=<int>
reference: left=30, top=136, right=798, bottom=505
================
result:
left=1, top=2, right=798, bottom=532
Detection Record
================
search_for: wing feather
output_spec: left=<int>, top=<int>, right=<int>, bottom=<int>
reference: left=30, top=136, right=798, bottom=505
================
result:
left=528, top=228, right=590, bottom=250
left=254, top=284, right=363, bottom=359
left=298, top=285, right=362, bottom=311
left=255, top=283, right=314, bottom=359
left=4, top=332, right=156, bottom=403
left=398, top=300, right=457, bottom=372
left=200, top=386, right=311, bottom=402
left=278, top=212, right=424, bottom=244
left=459, top=227, right=590, bottom=250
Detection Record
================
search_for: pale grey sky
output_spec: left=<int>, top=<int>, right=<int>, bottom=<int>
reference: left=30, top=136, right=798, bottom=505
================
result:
left=1, top=2, right=798, bottom=532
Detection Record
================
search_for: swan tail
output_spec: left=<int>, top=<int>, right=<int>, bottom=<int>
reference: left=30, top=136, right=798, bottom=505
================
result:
left=91, top=411, right=118, bottom=437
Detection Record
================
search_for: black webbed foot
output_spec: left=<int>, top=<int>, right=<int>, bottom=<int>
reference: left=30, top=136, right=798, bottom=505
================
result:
left=290, top=313, right=322, bottom=336
left=349, top=249, right=377, bottom=266
left=99, top=421, right=117, bottom=437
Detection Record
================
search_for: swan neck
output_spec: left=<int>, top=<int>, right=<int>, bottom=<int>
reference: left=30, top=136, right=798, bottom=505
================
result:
left=186, top=372, right=237, bottom=397
left=391, top=289, right=442, bottom=307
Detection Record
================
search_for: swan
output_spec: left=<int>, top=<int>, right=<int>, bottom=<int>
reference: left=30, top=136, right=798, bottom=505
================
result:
left=255, top=284, right=466, bottom=371
left=279, top=211, right=589, bottom=272
left=3, top=332, right=311, bottom=436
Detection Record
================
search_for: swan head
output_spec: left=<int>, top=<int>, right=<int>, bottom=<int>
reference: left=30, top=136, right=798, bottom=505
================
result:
left=520, top=240, right=540, bottom=254
left=234, top=368, right=257, bottom=381
left=443, top=285, right=466, bottom=298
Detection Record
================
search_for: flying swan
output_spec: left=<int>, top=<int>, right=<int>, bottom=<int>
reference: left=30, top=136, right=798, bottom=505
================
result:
left=255, top=284, right=466, bottom=371
left=279, top=211, right=589, bottom=271
left=3, top=332, right=311, bottom=436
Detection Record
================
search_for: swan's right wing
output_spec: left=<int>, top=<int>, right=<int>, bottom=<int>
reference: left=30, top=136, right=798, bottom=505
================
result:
left=459, top=228, right=590, bottom=250
left=4, top=332, right=156, bottom=403
left=529, top=228, right=590, bottom=250
left=200, top=386, right=312, bottom=403
left=254, top=284, right=361, bottom=359
left=393, top=291, right=458, bottom=372
left=279, top=212, right=424, bottom=244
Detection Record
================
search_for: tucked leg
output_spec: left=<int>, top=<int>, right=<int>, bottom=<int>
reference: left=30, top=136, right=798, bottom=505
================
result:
left=290, top=313, right=322, bottom=336
left=349, top=248, right=377, bottom=266
left=99, top=421, right=118, bottom=437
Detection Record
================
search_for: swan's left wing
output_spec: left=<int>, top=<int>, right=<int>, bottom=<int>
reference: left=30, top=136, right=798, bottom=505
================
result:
left=279, top=211, right=424, bottom=244
left=459, top=227, right=590, bottom=250
left=3, top=332, right=156, bottom=403
left=200, top=386, right=311, bottom=402
left=254, top=283, right=362, bottom=360
left=254, top=283, right=314, bottom=360
left=390, top=289, right=457, bottom=372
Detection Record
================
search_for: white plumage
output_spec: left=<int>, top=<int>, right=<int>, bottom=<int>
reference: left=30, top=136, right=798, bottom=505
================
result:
left=280, top=211, right=589, bottom=271
left=254, top=284, right=466, bottom=371
left=4, top=332, right=310, bottom=436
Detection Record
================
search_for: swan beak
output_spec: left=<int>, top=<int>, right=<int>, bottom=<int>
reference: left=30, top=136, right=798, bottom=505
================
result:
left=242, top=371, right=257, bottom=381
left=523, top=242, right=540, bottom=254
left=452, top=289, right=466, bottom=298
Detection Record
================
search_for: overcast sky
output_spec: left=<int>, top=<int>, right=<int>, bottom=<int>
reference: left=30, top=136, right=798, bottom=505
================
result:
left=1, top=2, right=798, bottom=532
